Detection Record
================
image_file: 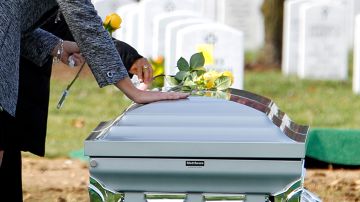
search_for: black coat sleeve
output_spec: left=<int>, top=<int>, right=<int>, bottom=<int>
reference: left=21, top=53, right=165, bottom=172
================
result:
left=113, top=40, right=143, bottom=78
left=41, top=14, right=143, bottom=76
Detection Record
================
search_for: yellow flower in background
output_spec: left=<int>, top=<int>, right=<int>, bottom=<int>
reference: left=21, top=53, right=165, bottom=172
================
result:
left=103, top=13, right=122, bottom=35
left=222, top=71, right=234, bottom=85
left=196, top=44, right=214, bottom=65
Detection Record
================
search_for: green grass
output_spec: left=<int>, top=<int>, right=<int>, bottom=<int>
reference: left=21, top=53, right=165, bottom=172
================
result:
left=44, top=76, right=131, bottom=158
left=39, top=69, right=360, bottom=158
left=245, top=69, right=360, bottom=129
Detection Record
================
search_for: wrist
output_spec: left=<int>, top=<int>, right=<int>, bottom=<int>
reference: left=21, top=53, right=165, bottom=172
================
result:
left=115, top=77, right=141, bottom=102
left=52, top=39, right=64, bottom=63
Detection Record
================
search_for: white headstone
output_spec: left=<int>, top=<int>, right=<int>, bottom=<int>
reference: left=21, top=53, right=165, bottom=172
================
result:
left=92, top=0, right=135, bottom=20
left=121, top=7, right=140, bottom=50
left=164, top=18, right=210, bottom=73
left=353, top=14, right=360, bottom=93
left=216, top=0, right=264, bottom=51
left=298, top=2, right=348, bottom=80
left=330, top=0, right=355, bottom=49
left=282, top=0, right=311, bottom=75
left=202, top=0, right=217, bottom=20
left=113, top=3, right=138, bottom=42
left=355, top=0, right=360, bottom=15
left=138, top=0, right=205, bottom=57
left=175, top=23, right=244, bottom=89
left=152, top=11, right=200, bottom=59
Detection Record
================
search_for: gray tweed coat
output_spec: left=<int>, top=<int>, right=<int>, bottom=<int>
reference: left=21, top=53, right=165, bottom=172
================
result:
left=0, top=0, right=128, bottom=117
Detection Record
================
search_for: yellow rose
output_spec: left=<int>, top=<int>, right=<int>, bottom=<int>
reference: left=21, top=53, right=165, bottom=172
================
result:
left=110, top=13, right=122, bottom=29
left=203, top=71, right=220, bottom=89
left=222, top=71, right=234, bottom=85
left=103, top=15, right=111, bottom=26
left=103, top=13, right=122, bottom=30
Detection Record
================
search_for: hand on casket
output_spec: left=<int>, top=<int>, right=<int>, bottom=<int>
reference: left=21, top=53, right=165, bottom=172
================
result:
left=115, top=77, right=189, bottom=104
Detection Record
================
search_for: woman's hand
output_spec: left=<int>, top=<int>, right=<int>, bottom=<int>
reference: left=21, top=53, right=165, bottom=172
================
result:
left=115, top=77, right=189, bottom=103
left=52, top=40, right=85, bottom=66
left=129, top=58, right=153, bottom=88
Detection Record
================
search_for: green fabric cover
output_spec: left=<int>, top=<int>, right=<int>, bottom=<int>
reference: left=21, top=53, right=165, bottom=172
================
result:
left=306, top=128, right=360, bottom=165
left=68, top=149, right=88, bottom=162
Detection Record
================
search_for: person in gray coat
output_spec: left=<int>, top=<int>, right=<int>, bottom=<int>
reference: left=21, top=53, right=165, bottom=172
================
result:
left=0, top=0, right=188, bottom=200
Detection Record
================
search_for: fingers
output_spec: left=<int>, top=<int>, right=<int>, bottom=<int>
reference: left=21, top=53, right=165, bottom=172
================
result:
left=65, top=41, right=80, bottom=53
left=130, top=58, right=153, bottom=84
left=133, top=91, right=190, bottom=104
left=143, top=62, right=153, bottom=84
left=164, top=92, right=190, bottom=100
left=60, top=41, right=85, bottom=67
left=143, top=65, right=150, bottom=84
left=137, top=62, right=143, bottom=82
left=72, top=53, right=85, bottom=66
left=60, top=51, right=70, bottom=64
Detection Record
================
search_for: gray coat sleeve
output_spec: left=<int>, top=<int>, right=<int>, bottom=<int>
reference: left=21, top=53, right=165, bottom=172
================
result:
left=57, top=0, right=129, bottom=87
left=20, top=28, right=60, bottom=67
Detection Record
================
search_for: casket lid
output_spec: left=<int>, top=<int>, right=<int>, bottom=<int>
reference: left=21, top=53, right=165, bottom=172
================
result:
left=85, top=89, right=308, bottom=159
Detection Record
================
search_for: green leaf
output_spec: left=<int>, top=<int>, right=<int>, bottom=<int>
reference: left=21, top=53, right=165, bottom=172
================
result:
left=165, top=76, right=179, bottom=86
left=190, top=71, right=198, bottom=79
left=189, top=52, right=205, bottom=69
left=215, top=76, right=231, bottom=91
left=177, top=57, right=190, bottom=71
left=192, top=66, right=206, bottom=76
left=175, top=71, right=189, bottom=81
left=183, top=78, right=196, bottom=86
left=192, top=66, right=206, bottom=72
left=181, top=86, right=192, bottom=92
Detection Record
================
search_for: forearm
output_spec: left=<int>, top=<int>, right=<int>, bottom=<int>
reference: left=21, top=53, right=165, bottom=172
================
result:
left=114, top=77, right=140, bottom=102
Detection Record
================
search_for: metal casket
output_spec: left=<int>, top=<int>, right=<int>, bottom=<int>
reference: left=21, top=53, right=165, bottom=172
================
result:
left=84, top=89, right=312, bottom=202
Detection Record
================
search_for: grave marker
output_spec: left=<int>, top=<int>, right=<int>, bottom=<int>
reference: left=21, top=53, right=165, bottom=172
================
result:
left=138, top=0, right=205, bottom=57
left=152, top=11, right=200, bottom=59
left=216, top=0, right=264, bottom=50
left=298, top=2, right=348, bottom=80
left=175, top=23, right=244, bottom=89
left=164, top=19, right=210, bottom=73
left=282, top=0, right=311, bottom=75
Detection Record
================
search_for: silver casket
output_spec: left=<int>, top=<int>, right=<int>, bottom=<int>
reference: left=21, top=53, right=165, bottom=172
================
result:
left=84, top=89, right=319, bottom=202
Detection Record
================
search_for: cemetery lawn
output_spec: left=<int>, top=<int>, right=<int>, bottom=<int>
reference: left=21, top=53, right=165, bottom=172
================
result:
left=32, top=67, right=360, bottom=158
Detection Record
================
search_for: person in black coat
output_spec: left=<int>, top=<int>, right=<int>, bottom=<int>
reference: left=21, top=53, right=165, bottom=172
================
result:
left=0, top=14, right=152, bottom=201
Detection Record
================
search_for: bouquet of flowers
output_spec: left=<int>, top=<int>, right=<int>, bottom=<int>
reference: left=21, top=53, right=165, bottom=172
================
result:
left=167, top=52, right=234, bottom=92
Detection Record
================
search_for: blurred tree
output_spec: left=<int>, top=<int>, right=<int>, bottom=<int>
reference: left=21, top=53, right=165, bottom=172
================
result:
left=260, top=0, right=285, bottom=67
